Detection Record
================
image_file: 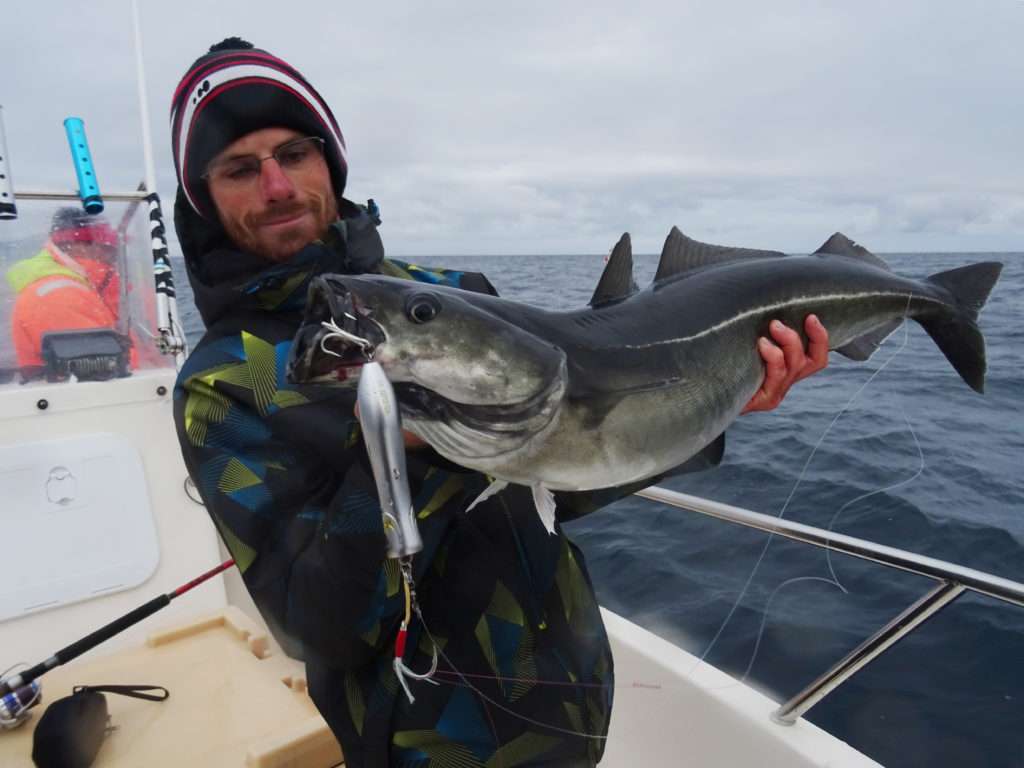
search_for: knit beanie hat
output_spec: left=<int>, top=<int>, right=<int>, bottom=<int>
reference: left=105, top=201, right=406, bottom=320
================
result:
left=169, top=38, right=347, bottom=219
left=49, top=207, right=119, bottom=247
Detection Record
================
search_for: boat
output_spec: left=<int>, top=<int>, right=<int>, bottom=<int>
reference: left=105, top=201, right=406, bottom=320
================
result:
left=2, top=6, right=1020, bottom=767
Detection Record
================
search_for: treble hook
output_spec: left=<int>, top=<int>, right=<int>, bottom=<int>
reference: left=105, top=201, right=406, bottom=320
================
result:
left=319, top=317, right=375, bottom=360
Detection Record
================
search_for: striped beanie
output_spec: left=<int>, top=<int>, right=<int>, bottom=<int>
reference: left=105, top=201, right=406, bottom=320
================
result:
left=170, top=38, right=347, bottom=219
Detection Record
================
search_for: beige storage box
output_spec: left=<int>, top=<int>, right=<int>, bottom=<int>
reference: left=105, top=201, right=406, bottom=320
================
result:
left=0, top=607, right=343, bottom=767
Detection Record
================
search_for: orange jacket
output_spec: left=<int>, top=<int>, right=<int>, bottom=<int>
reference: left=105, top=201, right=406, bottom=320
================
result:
left=5, top=242, right=121, bottom=368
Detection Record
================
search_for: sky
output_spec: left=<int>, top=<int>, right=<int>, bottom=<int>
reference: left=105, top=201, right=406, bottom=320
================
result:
left=5, top=0, right=1024, bottom=255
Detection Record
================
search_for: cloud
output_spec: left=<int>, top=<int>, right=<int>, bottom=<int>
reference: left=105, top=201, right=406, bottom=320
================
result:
left=6, top=0, right=1023, bottom=253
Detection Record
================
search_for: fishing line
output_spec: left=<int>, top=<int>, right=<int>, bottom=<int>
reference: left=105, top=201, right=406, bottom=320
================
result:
left=733, top=401, right=923, bottom=683
left=825, top=408, right=925, bottom=591
left=739, top=576, right=844, bottom=683
left=477, top=684, right=505, bottom=768
left=407, top=616, right=749, bottom=741
left=692, top=297, right=916, bottom=679
left=415, top=611, right=613, bottom=741
left=431, top=667, right=669, bottom=692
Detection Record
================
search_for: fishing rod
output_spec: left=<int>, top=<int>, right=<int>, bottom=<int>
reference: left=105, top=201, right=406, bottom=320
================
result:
left=131, top=0, right=188, bottom=365
left=0, top=559, right=234, bottom=725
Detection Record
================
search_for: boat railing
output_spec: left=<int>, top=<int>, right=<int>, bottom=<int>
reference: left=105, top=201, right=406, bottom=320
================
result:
left=636, top=485, right=1024, bottom=725
left=14, top=190, right=150, bottom=203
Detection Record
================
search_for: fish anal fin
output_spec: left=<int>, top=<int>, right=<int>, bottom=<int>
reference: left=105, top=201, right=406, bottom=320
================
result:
left=590, top=233, right=637, bottom=307
left=835, top=319, right=904, bottom=361
left=653, top=226, right=787, bottom=284
left=532, top=484, right=557, bottom=535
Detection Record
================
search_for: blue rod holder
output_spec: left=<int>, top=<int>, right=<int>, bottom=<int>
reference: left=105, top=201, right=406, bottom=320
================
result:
left=63, top=117, right=104, bottom=214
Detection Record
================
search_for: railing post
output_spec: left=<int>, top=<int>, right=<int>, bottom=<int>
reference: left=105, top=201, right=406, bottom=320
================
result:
left=772, top=580, right=965, bottom=725
left=0, top=105, right=17, bottom=219
left=632, top=486, right=1024, bottom=723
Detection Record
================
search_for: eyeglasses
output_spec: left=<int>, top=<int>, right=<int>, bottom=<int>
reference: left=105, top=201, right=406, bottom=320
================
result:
left=202, top=136, right=326, bottom=187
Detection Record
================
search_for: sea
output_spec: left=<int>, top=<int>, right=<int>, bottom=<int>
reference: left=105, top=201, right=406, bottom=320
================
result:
left=174, top=250, right=1023, bottom=768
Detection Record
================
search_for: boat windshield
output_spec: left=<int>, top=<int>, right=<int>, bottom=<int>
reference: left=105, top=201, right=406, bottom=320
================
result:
left=0, top=198, right=176, bottom=386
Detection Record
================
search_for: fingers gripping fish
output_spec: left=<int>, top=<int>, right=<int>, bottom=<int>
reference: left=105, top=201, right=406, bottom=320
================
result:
left=287, top=228, right=1002, bottom=534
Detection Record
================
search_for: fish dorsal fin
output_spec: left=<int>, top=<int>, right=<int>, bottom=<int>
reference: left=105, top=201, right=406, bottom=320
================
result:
left=654, top=226, right=787, bottom=283
left=589, top=232, right=638, bottom=307
left=813, top=232, right=890, bottom=271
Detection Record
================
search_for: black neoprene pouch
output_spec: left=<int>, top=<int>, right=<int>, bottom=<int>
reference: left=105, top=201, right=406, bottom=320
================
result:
left=31, top=685, right=169, bottom=768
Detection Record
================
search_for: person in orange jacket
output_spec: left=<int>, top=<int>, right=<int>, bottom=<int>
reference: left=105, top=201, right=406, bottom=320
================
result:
left=5, top=207, right=123, bottom=370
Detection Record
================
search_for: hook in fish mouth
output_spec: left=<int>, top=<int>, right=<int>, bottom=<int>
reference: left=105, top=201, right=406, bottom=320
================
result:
left=287, top=276, right=385, bottom=384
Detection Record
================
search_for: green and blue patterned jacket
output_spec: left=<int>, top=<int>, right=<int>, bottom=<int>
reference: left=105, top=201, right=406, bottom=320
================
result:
left=173, top=195, right=614, bottom=767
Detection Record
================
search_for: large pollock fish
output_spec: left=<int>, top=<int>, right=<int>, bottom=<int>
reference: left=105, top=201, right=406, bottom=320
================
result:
left=287, top=229, right=1002, bottom=532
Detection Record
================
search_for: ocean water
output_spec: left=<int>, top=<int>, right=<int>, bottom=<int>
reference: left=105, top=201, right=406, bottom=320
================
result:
left=174, top=250, right=1023, bottom=768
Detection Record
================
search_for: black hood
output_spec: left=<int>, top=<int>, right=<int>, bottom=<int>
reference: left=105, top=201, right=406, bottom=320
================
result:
left=174, top=187, right=384, bottom=329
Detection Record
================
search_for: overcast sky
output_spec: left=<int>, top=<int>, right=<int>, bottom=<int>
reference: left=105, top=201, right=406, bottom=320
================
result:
left=5, top=0, right=1023, bottom=255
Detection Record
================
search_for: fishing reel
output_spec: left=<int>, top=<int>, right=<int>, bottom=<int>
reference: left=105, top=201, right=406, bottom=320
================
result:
left=0, top=667, right=42, bottom=730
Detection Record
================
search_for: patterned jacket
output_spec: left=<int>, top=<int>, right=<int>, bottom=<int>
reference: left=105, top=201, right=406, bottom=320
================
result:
left=173, top=196, right=615, bottom=767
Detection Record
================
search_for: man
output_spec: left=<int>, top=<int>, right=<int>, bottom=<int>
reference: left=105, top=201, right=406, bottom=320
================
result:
left=171, top=39, right=828, bottom=768
left=6, top=207, right=123, bottom=371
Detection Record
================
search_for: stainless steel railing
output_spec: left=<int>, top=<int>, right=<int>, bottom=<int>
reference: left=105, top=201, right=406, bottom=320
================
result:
left=636, top=485, right=1024, bottom=725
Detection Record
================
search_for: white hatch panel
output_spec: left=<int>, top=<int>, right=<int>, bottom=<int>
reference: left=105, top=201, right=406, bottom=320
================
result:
left=0, top=433, right=159, bottom=622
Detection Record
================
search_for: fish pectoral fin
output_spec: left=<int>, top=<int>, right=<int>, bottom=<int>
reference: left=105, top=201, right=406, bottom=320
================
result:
left=532, top=484, right=558, bottom=535
left=695, top=432, right=726, bottom=469
left=466, top=479, right=509, bottom=513
left=667, top=432, right=726, bottom=476
left=835, top=319, right=903, bottom=361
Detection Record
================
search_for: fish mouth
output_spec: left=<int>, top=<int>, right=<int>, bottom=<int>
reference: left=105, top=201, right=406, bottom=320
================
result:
left=395, top=356, right=568, bottom=460
left=287, top=276, right=386, bottom=384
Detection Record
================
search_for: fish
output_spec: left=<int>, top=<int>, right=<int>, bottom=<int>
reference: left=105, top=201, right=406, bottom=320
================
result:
left=287, top=228, right=1003, bottom=533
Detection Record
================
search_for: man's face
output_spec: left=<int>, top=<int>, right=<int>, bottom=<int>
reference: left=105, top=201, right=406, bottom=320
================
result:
left=206, top=127, right=339, bottom=263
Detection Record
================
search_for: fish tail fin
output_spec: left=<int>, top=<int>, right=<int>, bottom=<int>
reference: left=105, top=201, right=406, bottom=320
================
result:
left=918, top=262, right=1003, bottom=394
left=927, top=262, right=1003, bottom=321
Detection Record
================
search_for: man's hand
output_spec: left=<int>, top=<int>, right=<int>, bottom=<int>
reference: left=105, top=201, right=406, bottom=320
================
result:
left=741, top=315, right=829, bottom=414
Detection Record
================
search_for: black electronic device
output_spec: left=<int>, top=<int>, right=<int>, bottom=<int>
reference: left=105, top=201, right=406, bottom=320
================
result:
left=40, top=329, right=130, bottom=383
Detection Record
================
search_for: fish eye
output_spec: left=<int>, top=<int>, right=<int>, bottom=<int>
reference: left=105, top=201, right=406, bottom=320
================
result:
left=406, top=293, right=442, bottom=324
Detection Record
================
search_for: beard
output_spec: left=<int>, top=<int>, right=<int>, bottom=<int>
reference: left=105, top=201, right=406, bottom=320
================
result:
left=222, top=189, right=338, bottom=263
